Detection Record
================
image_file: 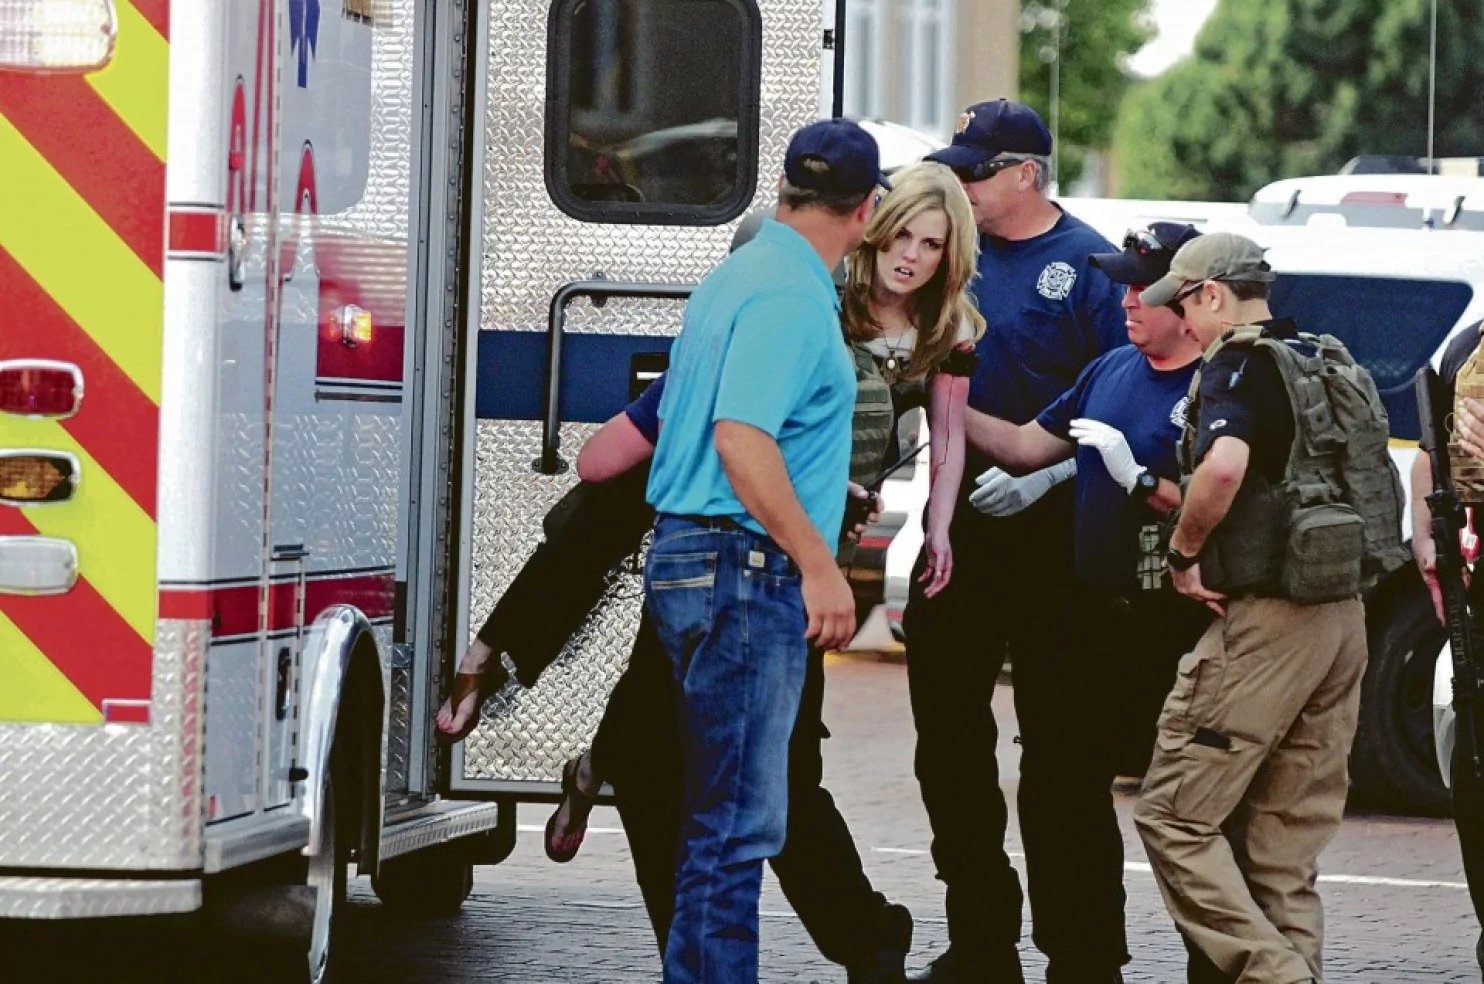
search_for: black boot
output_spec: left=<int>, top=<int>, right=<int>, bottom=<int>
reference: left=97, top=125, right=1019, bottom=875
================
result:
left=907, top=945, right=1024, bottom=983
left=846, top=902, right=914, bottom=984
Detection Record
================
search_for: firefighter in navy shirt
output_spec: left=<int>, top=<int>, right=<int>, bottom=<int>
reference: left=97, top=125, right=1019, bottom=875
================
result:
left=954, top=222, right=1212, bottom=982
left=905, top=99, right=1127, bottom=983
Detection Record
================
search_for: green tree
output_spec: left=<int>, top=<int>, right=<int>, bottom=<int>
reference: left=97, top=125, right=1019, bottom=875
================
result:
left=1018, top=0, right=1154, bottom=188
left=1114, top=0, right=1484, bottom=201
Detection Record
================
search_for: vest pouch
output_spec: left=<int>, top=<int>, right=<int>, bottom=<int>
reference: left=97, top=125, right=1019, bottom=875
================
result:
left=1281, top=502, right=1365, bottom=605
left=1198, top=486, right=1286, bottom=594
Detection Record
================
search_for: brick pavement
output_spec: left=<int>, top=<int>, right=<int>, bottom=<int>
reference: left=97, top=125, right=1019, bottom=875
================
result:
left=336, top=658, right=1479, bottom=983
left=16, top=658, right=1478, bottom=983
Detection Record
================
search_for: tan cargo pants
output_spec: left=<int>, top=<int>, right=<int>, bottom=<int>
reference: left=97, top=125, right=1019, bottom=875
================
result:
left=1134, top=596, right=1367, bottom=984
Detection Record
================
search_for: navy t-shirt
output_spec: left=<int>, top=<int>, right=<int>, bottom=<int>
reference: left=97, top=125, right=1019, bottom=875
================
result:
left=1039, top=345, right=1199, bottom=587
left=624, top=374, right=666, bottom=446
left=967, top=209, right=1127, bottom=430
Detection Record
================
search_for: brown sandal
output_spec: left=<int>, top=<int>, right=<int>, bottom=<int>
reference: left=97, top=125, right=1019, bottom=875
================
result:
left=545, top=754, right=597, bottom=863
left=435, top=666, right=507, bottom=744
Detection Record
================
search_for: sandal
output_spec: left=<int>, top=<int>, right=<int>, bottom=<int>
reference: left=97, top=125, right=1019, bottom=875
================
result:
left=544, top=753, right=598, bottom=863
left=435, top=644, right=509, bottom=744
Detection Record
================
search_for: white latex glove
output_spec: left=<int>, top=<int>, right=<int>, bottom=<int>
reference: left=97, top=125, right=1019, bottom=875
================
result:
left=1068, top=418, right=1145, bottom=492
left=969, top=459, right=1077, bottom=516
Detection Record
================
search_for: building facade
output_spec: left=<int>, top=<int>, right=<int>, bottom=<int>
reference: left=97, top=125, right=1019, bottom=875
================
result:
left=841, top=0, right=1020, bottom=140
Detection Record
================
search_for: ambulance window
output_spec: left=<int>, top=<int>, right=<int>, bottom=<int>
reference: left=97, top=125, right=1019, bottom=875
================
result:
left=1270, top=274, right=1473, bottom=440
left=546, top=0, right=761, bottom=225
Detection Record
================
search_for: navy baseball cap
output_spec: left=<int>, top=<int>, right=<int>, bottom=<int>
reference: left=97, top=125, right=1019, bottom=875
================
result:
left=926, top=99, right=1053, bottom=171
left=784, top=118, right=892, bottom=196
left=1089, top=222, right=1203, bottom=286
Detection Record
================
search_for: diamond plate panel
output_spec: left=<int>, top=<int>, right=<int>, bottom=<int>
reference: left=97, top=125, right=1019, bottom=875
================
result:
left=343, top=0, right=417, bottom=240
left=0, top=878, right=201, bottom=919
left=270, top=412, right=402, bottom=572
left=463, top=1, right=822, bottom=784
left=385, top=642, right=413, bottom=800
left=203, top=638, right=261, bottom=822
left=478, top=0, right=822, bottom=334
left=463, top=420, right=646, bottom=782
left=0, top=620, right=206, bottom=870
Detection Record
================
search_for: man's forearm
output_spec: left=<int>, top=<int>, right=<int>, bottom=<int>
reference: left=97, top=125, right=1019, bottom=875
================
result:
left=1411, top=450, right=1435, bottom=544
left=964, top=409, right=1069, bottom=474
left=715, top=420, right=837, bottom=574
left=1170, top=437, right=1249, bottom=555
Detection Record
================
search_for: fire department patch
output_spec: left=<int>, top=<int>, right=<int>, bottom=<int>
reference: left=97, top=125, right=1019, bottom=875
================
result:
left=956, top=109, right=975, bottom=134
left=1169, top=396, right=1190, bottom=429
left=1036, top=261, right=1076, bottom=301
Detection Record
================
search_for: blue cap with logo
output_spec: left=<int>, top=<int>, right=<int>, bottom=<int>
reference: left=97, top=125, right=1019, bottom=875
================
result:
left=926, top=99, right=1053, bottom=171
left=784, top=118, right=892, bottom=196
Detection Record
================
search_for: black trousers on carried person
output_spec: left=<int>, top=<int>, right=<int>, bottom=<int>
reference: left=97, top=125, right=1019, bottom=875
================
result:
left=902, top=490, right=1207, bottom=980
left=589, top=610, right=897, bottom=969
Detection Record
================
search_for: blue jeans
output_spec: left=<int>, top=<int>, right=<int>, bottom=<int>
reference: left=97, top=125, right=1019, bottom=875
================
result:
left=644, top=515, right=809, bottom=984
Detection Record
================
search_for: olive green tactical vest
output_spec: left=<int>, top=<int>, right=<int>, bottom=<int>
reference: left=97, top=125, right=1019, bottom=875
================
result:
left=848, top=342, right=895, bottom=488
left=1177, top=325, right=1409, bottom=604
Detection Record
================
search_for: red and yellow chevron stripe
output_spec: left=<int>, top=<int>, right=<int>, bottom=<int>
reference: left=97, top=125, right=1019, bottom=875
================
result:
left=0, top=1, right=170, bottom=725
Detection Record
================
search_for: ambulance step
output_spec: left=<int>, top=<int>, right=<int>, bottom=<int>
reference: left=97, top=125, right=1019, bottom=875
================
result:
left=378, top=801, right=504, bottom=863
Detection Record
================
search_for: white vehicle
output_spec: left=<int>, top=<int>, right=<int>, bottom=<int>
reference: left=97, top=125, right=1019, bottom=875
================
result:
left=0, top=0, right=841, bottom=977
left=1250, top=172, right=1484, bottom=232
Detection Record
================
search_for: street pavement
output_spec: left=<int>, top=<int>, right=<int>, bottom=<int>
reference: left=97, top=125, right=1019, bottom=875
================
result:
left=18, top=656, right=1479, bottom=983
left=336, top=656, right=1479, bottom=983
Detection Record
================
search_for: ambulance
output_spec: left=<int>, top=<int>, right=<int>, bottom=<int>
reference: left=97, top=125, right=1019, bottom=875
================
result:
left=0, top=0, right=842, bottom=978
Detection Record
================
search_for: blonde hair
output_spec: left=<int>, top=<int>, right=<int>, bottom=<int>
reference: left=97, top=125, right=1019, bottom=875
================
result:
left=842, top=161, right=986, bottom=382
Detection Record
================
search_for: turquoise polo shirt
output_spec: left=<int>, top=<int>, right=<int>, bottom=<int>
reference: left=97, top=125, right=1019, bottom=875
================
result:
left=647, top=218, right=856, bottom=545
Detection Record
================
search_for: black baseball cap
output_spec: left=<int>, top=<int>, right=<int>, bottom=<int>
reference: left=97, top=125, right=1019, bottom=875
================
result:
left=926, top=99, right=1052, bottom=171
left=1089, top=222, right=1203, bottom=286
left=784, top=118, right=892, bottom=196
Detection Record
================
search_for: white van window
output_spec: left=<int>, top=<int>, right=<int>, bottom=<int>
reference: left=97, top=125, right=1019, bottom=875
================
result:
left=1270, top=274, right=1473, bottom=440
left=546, top=0, right=762, bottom=225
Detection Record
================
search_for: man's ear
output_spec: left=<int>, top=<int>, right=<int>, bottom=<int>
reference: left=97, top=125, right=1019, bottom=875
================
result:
left=854, top=193, right=874, bottom=225
left=1205, top=281, right=1224, bottom=312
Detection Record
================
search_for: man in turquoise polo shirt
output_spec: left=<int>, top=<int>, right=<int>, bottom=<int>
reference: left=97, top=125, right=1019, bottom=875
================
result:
left=645, top=118, right=887, bottom=984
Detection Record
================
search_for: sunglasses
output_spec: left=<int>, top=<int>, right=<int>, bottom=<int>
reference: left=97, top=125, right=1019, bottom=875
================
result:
left=1122, top=229, right=1170, bottom=258
left=952, top=156, right=1029, bottom=184
left=1166, top=280, right=1206, bottom=317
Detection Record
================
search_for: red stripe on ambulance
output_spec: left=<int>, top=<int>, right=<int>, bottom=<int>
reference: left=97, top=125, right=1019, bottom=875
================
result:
left=0, top=249, right=160, bottom=516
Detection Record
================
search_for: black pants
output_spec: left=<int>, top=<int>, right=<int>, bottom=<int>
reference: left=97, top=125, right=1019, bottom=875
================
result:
left=1454, top=737, right=1484, bottom=974
left=591, top=612, right=894, bottom=969
left=902, top=504, right=1208, bottom=978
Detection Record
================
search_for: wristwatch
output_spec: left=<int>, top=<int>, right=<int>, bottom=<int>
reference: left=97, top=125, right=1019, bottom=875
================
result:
left=1165, top=545, right=1199, bottom=572
left=1129, top=470, right=1159, bottom=501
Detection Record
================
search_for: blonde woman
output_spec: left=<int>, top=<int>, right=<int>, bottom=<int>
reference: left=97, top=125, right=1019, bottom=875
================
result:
left=841, top=161, right=985, bottom=597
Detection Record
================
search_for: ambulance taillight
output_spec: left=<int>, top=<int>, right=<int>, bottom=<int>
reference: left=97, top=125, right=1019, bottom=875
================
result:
left=0, top=450, right=80, bottom=504
left=0, top=0, right=117, bottom=74
left=0, top=535, right=78, bottom=595
left=0, top=360, right=84, bottom=418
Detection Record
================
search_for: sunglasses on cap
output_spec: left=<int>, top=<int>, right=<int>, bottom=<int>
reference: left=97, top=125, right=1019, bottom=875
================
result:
left=952, top=156, right=1031, bottom=184
left=1122, top=228, right=1172, bottom=258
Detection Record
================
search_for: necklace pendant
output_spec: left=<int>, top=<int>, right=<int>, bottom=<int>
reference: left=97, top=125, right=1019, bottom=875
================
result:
left=885, top=355, right=899, bottom=373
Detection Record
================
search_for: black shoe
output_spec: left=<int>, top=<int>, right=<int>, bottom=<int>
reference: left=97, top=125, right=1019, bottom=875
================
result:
left=846, top=903, right=914, bottom=984
left=1045, top=961, right=1125, bottom=984
left=906, top=946, right=1024, bottom=983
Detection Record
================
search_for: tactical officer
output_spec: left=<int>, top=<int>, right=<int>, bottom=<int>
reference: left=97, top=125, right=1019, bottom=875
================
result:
left=904, top=99, right=1127, bottom=983
left=1412, top=322, right=1484, bottom=975
left=1135, top=233, right=1375, bottom=984
left=961, top=222, right=1214, bottom=983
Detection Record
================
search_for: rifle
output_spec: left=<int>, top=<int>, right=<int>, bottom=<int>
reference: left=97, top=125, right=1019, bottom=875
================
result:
left=1416, top=366, right=1484, bottom=781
